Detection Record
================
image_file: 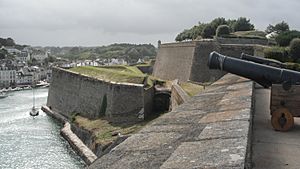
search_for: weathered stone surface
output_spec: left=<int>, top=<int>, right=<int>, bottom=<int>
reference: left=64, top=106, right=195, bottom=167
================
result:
left=198, top=120, right=249, bottom=140
left=160, top=138, right=247, bottom=169
left=115, top=132, right=182, bottom=151
left=88, top=74, right=254, bottom=169
left=47, top=67, right=154, bottom=123
left=199, top=109, right=250, bottom=123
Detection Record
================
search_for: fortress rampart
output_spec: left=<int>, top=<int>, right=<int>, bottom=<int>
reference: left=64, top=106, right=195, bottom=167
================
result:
left=153, top=39, right=266, bottom=83
left=47, top=67, right=154, bottom=123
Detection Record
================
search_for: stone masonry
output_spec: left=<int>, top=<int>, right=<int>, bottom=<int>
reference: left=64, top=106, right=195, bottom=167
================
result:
left=88, top=73, right=254, bottom=169
left=153, top=39, right=265, bottom=83
left=47, top=67, right=154, bottom=123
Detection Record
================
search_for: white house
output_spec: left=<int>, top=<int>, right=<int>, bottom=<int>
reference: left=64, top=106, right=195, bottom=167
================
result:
left=5, top=47, right=21, bottom=55
left=16, top=51, right=31, bottom=62
left=31, top=50, right=48, bottom=61
left=0, top=66, right=16, bottom=88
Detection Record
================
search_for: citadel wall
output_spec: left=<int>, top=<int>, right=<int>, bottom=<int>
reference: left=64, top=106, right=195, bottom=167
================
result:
left=47, top=67, right=153, bottom=123
left=153, top=39, right=267, bottom=83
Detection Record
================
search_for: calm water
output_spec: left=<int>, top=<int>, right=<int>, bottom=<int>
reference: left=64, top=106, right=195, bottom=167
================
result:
left=0, top=88, right=85, bottom=169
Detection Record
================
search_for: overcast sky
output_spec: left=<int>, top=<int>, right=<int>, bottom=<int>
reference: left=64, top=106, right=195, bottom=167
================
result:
left=0, top=0, right=299, bottom=47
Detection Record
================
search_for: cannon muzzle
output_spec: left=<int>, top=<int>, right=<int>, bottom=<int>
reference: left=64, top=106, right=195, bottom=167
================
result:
left=208, top=51, right=300, bottom=88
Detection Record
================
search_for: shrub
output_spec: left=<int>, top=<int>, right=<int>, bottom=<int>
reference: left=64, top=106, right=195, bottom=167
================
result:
left=289, top=38, right=300, bottom=62
left=264, top=46, right=290, bottom=62
left=201, top=24, right=215, bottom=38
left=232, top=17, right=254, bottom=32
left=216, top=25, right=230, bottom=37
left=286, top=62, right=300, bottom=71
left=275, top=30, right=300, bottom=46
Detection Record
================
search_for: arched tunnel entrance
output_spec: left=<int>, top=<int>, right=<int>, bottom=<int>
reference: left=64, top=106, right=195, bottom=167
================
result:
left=153, top=91, right=171, bottom=113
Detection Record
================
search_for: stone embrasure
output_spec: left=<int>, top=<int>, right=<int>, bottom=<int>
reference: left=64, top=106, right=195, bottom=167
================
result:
left=88, top=73, right=254, bottom=169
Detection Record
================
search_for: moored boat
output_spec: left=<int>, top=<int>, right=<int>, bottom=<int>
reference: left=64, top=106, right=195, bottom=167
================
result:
left=0, top=92, right=8, bottom=99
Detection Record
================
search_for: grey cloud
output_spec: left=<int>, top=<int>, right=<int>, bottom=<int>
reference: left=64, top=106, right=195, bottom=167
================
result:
left=0, top=0, right=300, bottom=46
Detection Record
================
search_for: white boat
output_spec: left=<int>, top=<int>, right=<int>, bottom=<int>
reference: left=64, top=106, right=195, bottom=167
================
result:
left=29, top=84, right=39, bottom=117
left=0, top=92, right=8, bottom=99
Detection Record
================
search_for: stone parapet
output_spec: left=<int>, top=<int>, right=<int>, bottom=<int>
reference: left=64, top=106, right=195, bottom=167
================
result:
left=88, top=73, right=254, bottom=169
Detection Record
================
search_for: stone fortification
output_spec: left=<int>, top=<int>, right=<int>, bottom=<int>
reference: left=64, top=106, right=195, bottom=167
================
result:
left=152, top=41, right=196, bottom=82
left=47, top=67, right=153, bottom=123
left=88, top=73, right=254, bottom=169
left=215, top=37, right=268, bottom=45
left=153, top=39, right=266, bottom=83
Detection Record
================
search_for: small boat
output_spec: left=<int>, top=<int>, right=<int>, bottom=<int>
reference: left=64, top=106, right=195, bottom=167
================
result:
left=29, top=82, right=39, bottom=117
left=0, top=92, right=8, bottom=99
left=30, top=106, right=39, bottom=116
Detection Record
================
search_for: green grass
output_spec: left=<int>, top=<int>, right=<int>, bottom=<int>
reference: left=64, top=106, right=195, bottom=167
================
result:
left=179, top=82, right=205, bottom=96
left=74, top=116, right=148, bottom=145
left=220, top=30, right=267, bottom=40
left=233, top=30, right=267, bottom=37
left=70, top=66, right=146, bottom=84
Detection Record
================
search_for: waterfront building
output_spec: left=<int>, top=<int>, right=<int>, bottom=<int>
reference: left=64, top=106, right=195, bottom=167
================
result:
left=0, top=66, right=16, bottom=88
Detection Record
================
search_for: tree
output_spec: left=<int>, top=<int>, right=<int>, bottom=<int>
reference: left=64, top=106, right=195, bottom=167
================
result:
left=265, top=24, right=275, bottom=34
left=274, top=21, right=289, bottom=33
left=210, top=17, right=227, bottom=34
left=275, top=30, right=300, bottom=46
left=266, top=21, right=289, bottom=34
left=289, top=38, right=300, bottom=62
left=201, top=24, right=215, bottom=38
left=216, top=25, right=230, bottom=37
left=232, top=17, right=254, bottom=32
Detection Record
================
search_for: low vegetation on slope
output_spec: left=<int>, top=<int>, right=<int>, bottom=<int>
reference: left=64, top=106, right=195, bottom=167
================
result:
left=74, top=116, right=149, bottom=145
left=70, top=66, right=146, bottom=84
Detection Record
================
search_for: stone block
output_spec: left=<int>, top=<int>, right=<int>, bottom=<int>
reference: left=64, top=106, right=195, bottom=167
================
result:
left=198, top=120, right=249, bottom=140
left=161, top=138, right=247, bottom=169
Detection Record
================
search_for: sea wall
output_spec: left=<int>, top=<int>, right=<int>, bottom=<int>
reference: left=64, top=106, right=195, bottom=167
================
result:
left=41, top=106, right=97, bottom=165
left=47, top=67, right=153, bottom=123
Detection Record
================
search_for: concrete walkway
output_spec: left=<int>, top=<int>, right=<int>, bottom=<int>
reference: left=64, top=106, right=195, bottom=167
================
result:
left=252, top=85, right=300, bottom=169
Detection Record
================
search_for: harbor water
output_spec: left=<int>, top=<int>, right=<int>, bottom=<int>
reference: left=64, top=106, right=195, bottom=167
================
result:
left=0, top=88, right=85, bottom=169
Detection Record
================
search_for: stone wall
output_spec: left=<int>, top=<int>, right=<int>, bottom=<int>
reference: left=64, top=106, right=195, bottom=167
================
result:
left=189, top=40, right=222, bottom=82
left=47, top=67, right=153, bottom=123
left=152, top=42, right=196, bottom=81
left=216, top=37, right=268, bottom=45
left=88, top=74, right=254, bottom=169
left=153, top=40, right=267, bottom=83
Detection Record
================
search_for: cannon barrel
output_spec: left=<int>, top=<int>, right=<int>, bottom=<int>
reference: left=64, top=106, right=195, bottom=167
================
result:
left=208, top=51, right=300, bottom=88
left=240, top=53, right=286, bottom=68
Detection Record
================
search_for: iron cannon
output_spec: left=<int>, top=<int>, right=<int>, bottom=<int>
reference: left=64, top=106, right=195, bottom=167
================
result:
left=208, top=51, right=300, bottom=88
left=240, top=53, right=286, bottom=68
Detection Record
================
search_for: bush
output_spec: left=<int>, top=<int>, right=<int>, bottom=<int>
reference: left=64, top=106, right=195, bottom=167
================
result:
left=286, top=62, right=300, bottom=71
left=201, top=24, right=215, bottom=38
left=216, top=25, right=230, bottom=37
left=275, top=30, right=300, bottom=46
left=264, top=47, right=290, bottom=62
left=289, top=38, right=300, bottom=61
left=232, top=17, right=254, bottom=32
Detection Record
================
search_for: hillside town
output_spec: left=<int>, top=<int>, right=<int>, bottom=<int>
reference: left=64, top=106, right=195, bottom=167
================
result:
left=0, top=45, right=52, bottom=89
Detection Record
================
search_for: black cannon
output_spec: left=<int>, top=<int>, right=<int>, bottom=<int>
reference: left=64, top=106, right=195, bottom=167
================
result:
left=240, top=53, right=286, bottom=68
left=208, top=51, right=300, bottom=88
